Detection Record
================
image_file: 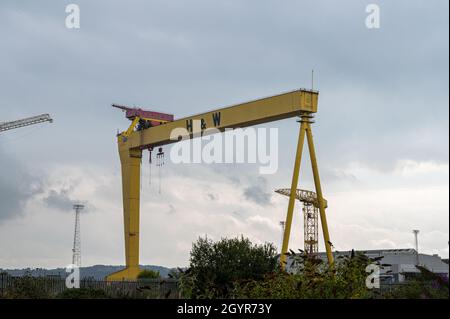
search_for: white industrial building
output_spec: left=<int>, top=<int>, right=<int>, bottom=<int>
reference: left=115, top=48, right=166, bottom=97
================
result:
left=287, top=248, right=449, bottom=284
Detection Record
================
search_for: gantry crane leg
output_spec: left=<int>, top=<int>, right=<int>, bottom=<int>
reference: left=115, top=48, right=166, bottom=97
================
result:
left=106, top=144, right=142, bottom=281
left=280, top=119, right=307, bottom=267
left=305, top=121, right=334, bottom=265
left=280, top=114, right=334, bottom=268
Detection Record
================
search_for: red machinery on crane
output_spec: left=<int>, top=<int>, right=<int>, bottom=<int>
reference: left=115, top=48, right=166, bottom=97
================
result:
left=112, top=104, right=174, bottom=190
left=112, top=104, right=174, bottom=135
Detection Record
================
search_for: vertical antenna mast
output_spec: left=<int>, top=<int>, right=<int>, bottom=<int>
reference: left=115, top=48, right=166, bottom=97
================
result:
left=72, top=204, right=84, bottom=267
left=413, top=229, right=420, bottom=265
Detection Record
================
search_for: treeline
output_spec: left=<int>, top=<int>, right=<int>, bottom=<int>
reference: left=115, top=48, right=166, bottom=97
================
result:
left=1, top=236, right=448, bottom=299
left=176, top=236, right=449, bottom=299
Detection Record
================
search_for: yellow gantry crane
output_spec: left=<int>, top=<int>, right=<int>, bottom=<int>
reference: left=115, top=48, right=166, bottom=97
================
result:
left=108, top=89, right=333, bottom=281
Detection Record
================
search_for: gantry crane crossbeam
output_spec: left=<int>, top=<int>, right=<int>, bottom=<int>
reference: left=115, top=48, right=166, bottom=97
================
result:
left=123, top=90, right=317, bottom=150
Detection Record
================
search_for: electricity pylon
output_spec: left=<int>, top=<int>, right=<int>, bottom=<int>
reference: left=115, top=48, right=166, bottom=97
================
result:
left=72, top=204, right=84, bottom=267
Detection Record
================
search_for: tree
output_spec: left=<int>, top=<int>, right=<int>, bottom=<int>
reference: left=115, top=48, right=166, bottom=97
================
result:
left=180, top=236, right=278, bottom=298
left=2, top=275, right=53, bottom=299
left=385, top=266, right=449, bottom=299
left=137, top=269, right=160, bottom=280
left=234, top=250, right=376, bottom=299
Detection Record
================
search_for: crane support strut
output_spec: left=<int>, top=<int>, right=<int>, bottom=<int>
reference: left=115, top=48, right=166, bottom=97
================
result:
left=279, top=115, right=334, bottom=267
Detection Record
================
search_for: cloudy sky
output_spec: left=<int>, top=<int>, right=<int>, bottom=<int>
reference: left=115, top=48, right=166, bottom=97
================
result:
left=0, top=0, right=448, bottom=269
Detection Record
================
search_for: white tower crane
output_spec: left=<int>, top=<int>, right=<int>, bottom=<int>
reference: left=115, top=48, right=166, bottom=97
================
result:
left=0, top=114, right=52, bottom=132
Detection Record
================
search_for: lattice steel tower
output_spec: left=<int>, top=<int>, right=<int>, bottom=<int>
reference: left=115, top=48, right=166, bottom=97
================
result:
left=275, top=189, right=328, bottom=254
left=72, top=204, right=84, bottom=267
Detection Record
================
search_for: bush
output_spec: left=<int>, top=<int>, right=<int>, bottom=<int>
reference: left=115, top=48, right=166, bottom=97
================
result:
left=137, top=269, right=160, bottom=280
left=180, top=236, right=278, bottom=298
left=385, top=266, right=449, bottom=299
left=57, top=288, right=110, bottom=299
left=234, top=250, right=375, bottom=299
left=2, top=275, right=53, bottom=299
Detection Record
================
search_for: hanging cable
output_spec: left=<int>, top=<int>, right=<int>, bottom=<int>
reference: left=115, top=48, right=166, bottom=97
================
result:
left=158, top=160, right=161, bottom=194
left=148, top=147, right=153, bottom=187
left=156, top=147, right=164, bottom=194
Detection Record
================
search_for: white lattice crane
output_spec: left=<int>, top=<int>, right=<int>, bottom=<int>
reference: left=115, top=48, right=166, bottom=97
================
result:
left=0, top=114, right=53, bottom=133
left=275, top=188, right=328, bottom=254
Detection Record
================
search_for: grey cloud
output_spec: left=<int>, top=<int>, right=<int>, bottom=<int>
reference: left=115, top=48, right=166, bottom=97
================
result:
left=0, top=0, right=448, bottom=266
left=167, top=204, right=176, bottom=215
left=243, top=177, right=272, bottom=206
left=0, top=147, right=42, bottom=221
left=43, top=189, right=75, bottom=212
left=43, top=187, right=92, bottom=213
left=0, top=146, right=91, bottom=218
left=210, top=165, right=242, bottom=185
left=323, top=168, right=359, bottom=184
left=0, top=0, right=447, bottom=171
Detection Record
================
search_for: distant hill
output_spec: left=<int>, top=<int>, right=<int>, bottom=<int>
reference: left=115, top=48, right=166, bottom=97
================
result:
left=0, top=265, right=173, bottom=280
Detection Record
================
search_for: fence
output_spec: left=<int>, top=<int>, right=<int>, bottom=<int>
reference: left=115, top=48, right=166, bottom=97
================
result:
left=0, top=273, right=180, bottom=299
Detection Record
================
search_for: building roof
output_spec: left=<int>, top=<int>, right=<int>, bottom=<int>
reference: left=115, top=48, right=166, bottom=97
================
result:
left=287, top=248, right=449, bottom=275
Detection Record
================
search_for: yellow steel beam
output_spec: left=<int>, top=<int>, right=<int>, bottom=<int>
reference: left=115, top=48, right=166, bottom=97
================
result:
left=122, top=117, right=141, bottom=138
left=125, top=89, right=318, bottom=149
left=139, top=117, right=171, bottom=124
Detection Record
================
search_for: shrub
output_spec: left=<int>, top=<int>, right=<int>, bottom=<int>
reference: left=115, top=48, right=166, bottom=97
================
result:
left=2, top=275, right=53, bottom=299
left=137, top=269, right=160, bottom=280
left=234, top=250, right=375, bottom=299
left=57, top=288, right=110, bottom=299
left=180, top=236, right=278, bottom=298
left=385, top=266, right=449, bottom=299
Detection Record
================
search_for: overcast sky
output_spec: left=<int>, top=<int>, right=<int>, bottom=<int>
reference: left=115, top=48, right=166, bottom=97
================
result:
left=0, top=0, right=448, bottom=269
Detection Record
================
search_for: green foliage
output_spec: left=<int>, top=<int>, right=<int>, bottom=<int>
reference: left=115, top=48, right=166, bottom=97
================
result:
left=57, top=288, right=110, bottom=299
left=168, top=268, right=184, bottom=280
left=385, top=266, right=449, bottom=299
left=1, top=275, right=53, bottom=299
left=180, top=236, right=278, bottom=298
left=234, top=250, right=375, bottom=299
left=137, top=269, right=160, bottom=280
